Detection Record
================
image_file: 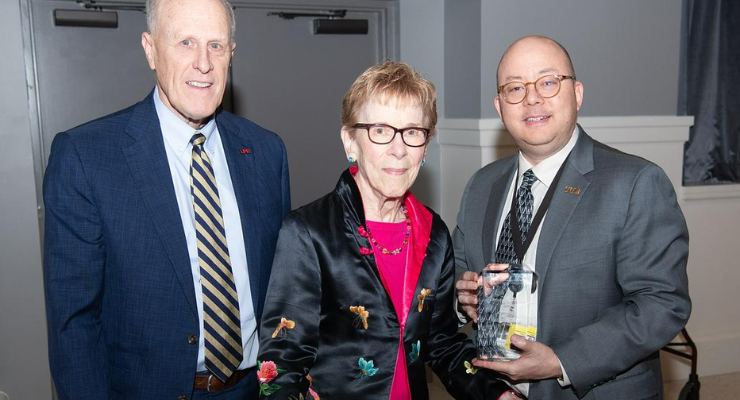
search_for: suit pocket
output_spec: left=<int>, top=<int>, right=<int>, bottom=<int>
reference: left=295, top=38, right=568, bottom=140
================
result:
left=557, top=242, right=613, bottom=271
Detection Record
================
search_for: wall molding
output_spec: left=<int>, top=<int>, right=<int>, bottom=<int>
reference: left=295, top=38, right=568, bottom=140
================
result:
left=437, top=116, right=695, bottom=146
left=682, top=184, right=740, bottom=201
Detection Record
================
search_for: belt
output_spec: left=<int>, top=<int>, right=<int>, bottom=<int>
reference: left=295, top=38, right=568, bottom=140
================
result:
left=193, top=367, right=256, bottom=392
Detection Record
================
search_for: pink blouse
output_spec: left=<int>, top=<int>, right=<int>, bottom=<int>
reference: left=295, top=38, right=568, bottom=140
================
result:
left=366, top=220, right=413, bottom=400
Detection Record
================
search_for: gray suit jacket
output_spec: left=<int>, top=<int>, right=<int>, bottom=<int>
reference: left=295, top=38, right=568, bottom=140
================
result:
left=453, top=127, right=690, bottom=400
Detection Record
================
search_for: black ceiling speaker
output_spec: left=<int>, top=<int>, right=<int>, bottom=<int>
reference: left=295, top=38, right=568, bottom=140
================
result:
left=54, top=9, right=118, bottom=28
left=313, top=19, right=368, bottom=35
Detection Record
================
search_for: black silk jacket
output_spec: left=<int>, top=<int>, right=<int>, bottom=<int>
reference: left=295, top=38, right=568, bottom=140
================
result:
left=257, top=169, right=508, bottom=399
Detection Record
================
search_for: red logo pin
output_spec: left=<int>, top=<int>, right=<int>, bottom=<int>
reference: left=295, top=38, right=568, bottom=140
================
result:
left=240, top=148, right=251, bottom=154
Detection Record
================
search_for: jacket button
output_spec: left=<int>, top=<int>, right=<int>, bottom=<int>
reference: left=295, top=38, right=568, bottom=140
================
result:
left=178, top=396, right=187, bottom=400
left=187, top=334, right=198, bottom=344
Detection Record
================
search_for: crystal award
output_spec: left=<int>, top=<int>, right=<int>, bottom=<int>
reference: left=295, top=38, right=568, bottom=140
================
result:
left=476, top=264, right=538, bottom=361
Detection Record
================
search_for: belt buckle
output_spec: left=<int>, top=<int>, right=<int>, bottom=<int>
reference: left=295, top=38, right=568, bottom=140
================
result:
left=206, top=374, right=215, bottom=393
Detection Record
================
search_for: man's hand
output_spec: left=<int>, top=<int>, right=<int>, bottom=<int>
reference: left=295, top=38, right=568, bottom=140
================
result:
left=473, top=335, right=562, bottom=382
left=456, top=264, right=510, bottom=323
left=455, top=271, right=481, bottom=322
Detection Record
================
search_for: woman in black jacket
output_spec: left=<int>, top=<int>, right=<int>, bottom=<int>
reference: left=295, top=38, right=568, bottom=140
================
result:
left=257, top=61, right=515, bottom=400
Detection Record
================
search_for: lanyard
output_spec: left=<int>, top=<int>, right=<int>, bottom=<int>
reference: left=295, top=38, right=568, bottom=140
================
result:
left=509, top=154, right=570, bottom=262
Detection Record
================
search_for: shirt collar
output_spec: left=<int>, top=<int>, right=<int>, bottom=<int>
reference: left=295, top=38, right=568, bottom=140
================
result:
left=153, top=86, right=217, bottom=157
left=517, top=125, right=580, bottom=188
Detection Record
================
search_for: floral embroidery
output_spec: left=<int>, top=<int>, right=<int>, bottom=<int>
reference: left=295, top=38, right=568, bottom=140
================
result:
left=289, top=375, right=320, bottom=400
left=355, top=357, right=378, bottom=381
left=409, top=340, right=421, bottom=363
left=271, top=317, right=296, bottom=338
left=349, top=305, right=369, bottom=329
left=307, top=374, right=320, bottom=400
left=258, top=360, right=286, bottom=396
left=464, top=360, right=478, bottom=375
left=417, top=288, right=433, bottom=312
left=359, top=247, right=374, bottom=255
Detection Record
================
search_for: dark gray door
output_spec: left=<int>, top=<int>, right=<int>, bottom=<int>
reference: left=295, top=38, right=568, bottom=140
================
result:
left=30, top=0, right=154, bottom=163
left=28, top=0, right=396, bottom=208
left=231, top=5, right=392, bottom=206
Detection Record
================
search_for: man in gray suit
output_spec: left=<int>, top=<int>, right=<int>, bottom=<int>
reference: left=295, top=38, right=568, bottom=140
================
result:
left=454, top=35, right=690, bottom=399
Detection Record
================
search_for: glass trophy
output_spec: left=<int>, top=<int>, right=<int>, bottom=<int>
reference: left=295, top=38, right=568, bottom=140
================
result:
left=477, top=264, right=538, bottom=361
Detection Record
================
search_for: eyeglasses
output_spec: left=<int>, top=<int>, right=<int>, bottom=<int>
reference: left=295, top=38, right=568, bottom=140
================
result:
left=497, top=74, right=576, bottom=104
left=352, top=123, right=429, bottom=147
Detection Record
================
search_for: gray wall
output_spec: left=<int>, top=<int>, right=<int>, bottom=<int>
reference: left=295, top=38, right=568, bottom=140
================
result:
left=480, top=0, right=683, bottom=117
left=403, top=0, right=683, bottom=119
left=400, top=0, right=446, bottom=116
left=0, top=0, right=52, bottom=398
left=400, top=0, right=446, bottom=211
left=444, top=0, right=481, bottom=118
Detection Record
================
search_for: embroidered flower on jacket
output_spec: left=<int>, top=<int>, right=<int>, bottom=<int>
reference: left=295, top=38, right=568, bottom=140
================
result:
left=417, top=288, right=433, bottom=312
left=258, top=360, right=286, bottom=396
left=272, top=317, right=296, bottom=338
left=409, top=340, right=421, bottom=363
left=349, top=305, right=369, bottom=329
left=288, top=375, right=320, bottom=400
left=464, top=360, right=478, bottom=375
left=307, top=374, right=320, bottom=400
left=355, top=357, right=378, bottom=381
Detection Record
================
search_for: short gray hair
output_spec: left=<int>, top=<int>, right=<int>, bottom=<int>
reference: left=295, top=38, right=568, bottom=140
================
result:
left=145, top=0, right=236, bottom=43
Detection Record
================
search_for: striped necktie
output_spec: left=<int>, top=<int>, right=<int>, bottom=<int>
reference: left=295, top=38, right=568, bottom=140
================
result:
left=495, top=169, right=538, bottom=264
left=190, top=132, right=242, bottom=382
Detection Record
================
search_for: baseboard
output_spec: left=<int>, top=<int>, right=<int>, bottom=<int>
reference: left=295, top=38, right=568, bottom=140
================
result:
left=661, top=329, right=740, bottom=381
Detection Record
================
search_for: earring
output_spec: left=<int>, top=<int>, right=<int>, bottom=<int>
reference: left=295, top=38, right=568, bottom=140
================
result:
left=421, top=159, right=425, bottom=167
left=348, top=157, right=355, bottom=163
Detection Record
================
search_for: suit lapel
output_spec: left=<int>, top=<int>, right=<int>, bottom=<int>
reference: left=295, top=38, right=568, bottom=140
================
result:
left=122, top=94, right=197, bottom=316
left=535, top=127, right=594, bottom=286
left=217, top=114, right=263, bottom=316
left=482, top=160, right=517, bottom=264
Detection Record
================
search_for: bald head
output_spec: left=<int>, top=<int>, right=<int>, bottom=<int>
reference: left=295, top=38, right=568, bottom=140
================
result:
left=496, top=36, right=575, bottom=88
left=146, top=0, right=236, bottom=43
left=492, top=35, right=583, bottom=165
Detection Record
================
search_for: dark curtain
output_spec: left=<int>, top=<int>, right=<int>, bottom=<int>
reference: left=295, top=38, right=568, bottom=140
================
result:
left=680, top=0, right=740, bottom=184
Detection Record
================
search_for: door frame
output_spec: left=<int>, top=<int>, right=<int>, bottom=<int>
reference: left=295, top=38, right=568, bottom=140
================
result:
left=19, top=0, right=399, bottom=242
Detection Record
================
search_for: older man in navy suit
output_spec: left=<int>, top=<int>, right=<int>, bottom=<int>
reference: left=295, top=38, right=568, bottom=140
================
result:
left=43, top=0, right=290, bottom=399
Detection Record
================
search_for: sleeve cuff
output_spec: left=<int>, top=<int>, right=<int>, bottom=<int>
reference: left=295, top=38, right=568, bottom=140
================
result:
left=453, top=296, right=470, bottom=326
left=557, top=357, right=572, bottom=387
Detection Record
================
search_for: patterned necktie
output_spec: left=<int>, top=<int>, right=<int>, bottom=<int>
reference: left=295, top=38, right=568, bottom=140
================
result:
left=494, top=169, right=538, bottom=264
left=190, top=132, right=242, bottom=382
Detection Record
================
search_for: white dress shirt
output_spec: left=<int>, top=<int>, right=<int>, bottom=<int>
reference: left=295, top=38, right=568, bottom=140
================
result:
left=495, top=127, right=580, bottom=396
left=154, top=88, right=258, bottom=372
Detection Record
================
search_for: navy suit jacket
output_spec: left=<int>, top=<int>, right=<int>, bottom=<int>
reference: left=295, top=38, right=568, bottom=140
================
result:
left=43, top=91, right=291, bottom=400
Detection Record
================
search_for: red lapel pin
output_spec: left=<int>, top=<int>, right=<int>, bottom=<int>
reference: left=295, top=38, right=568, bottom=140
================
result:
left=240, top=148, right=251, bottom=154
